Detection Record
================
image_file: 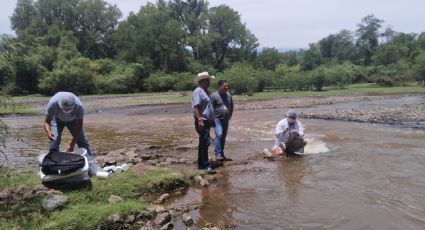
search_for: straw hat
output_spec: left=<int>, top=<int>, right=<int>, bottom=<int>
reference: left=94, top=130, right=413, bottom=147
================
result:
left=196, top=71, right=215, bottom=83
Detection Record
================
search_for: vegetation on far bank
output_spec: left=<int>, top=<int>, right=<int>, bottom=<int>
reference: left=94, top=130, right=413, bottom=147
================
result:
left=0, top=167, right=190, bottom=229
left=0, top=0, right=424, bottom=98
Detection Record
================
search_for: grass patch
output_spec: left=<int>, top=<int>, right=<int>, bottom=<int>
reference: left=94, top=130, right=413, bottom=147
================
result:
left=0, top=95, right=38, bottom=115
left=0, top=167, right=190, bottom=229
left=0, top=168, right=39, bottom=190
left=233, top=83, right=425, bottom=101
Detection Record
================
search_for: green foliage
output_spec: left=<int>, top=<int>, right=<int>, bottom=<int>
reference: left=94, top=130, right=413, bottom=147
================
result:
left=310, top=67, right=328, bottom=91
left=355, top=14, right=384, bottom=65
left=218, top=63, right=258, bottom=95
left=254, top=47, right=282, bottom=70
left=39, top=57, right=96, bottom=95
left=3, top=1, right=425, bottom=95
left=325, top=63, right=355, bottom=89
left=208, top=5, right=258, bottom=70
left=412, top=50, right=425, bottom=86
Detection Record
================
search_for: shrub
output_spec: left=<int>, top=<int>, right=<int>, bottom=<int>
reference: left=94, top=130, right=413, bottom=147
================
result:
left=38, top=57, right=96, bottom=95
left=217, top=63, right=258, bottom=95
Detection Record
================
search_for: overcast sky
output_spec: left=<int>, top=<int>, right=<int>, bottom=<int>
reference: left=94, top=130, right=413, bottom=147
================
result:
left=1, top=0, right=424, bottom=48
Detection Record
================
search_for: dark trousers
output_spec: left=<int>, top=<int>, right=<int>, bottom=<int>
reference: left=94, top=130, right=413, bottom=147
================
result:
left=195, top=119, right=211, bottom=169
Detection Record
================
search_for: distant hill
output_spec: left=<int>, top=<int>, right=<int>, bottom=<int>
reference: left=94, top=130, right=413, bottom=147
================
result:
left=256, top=47, right=302, bottom=53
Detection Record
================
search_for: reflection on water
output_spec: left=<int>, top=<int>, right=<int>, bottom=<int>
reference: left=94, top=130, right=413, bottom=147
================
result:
left=3, top=105, right=425, bottom=229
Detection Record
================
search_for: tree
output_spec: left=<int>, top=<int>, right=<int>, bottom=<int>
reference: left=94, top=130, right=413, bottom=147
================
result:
left=254, top=47, right=282, bottom=70
left=300, top=43, right=322, bottom=70
left=207, top=5, right=258, bottom=70
left=169, top=0, right=209, bottom=61
left=11, top=0, right=122, bottom=59
left=319, top=30, right=355, bottom=63
left=413, top=51, right=425, bottom=86
left=115, top=3, right=186, bottom=72
left=355, top=15, right=384, bottom=65
left=38, top=34, right=95, bottom=94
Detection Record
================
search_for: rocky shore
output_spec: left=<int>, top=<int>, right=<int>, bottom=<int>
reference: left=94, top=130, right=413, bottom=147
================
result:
left=301, top=103, right=425, bottom=128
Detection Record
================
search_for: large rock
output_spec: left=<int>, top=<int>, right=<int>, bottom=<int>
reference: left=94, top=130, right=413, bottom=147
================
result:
left=42, top=194, right=68, bottom=211
left=154, top=212, right=171, bottom=226
left=96, top=148, right=139, bottom=166
left=182, top=213, right=193, bottom=226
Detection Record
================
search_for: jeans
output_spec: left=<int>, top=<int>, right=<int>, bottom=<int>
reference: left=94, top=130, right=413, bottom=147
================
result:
left=195, top=119, right=211, bottom=169
left=214, top=118, right=229, bottom=157
left=49, top=118, right=98, bottom=175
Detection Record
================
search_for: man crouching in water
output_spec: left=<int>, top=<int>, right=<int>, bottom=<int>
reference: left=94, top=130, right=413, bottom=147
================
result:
left=272, top=109, right=307, bottom=156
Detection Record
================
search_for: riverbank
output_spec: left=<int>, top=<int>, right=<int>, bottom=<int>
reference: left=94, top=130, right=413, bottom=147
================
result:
left=6, top=83, right=425, bottom=116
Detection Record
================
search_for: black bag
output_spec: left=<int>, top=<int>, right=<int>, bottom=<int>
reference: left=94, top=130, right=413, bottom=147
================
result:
left=41, top=151, right=85, bottom=175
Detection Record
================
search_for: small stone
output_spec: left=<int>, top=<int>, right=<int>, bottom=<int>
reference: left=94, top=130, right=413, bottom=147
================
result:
left=148, top=205, right=167, bottom=214
left=182, top=213, right=193, bottom=226
left=210, top=227, right=220, bottom=230
left=155, top=193, right=170, bottom=204
left=108, top=195, right=124, bottom=204
left=194, top=175, right=209, bottom=187
left=139, top=220, right=154, bottom=230
left=136, top=210, right=154, bottom=221
left=42, top=194, right=68, bottom=211
left=168, top=209, right=178, bottom=217
left=126, top=214, right=136, bottom=224
left=205, top=223, right=214, bottom=228
left=160, top=222, right=174, bottom=230
left=154, top=212, right=171, bottom=226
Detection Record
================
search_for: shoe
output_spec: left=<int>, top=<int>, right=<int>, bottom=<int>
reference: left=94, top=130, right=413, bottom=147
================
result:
left=222, top=156, right=233, bottom=161
left=216, top=156, right=224, bottom=162
left=210, top=160, right=223, bottom=168
left=206, top=166, right=216, bottom=174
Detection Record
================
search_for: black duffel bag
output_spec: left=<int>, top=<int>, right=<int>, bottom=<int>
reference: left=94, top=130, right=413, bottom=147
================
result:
left=41, top=151, right=85, bottom=175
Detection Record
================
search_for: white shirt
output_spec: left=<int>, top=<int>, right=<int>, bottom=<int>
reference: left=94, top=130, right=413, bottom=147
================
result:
left=274, top=118, right=304, bottom=147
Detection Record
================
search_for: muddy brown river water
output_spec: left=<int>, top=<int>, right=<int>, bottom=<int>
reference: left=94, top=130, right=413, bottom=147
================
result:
left=2, top=96, right=425, bottom=230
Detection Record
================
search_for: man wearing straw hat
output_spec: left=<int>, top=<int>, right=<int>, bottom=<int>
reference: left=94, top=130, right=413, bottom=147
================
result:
left=192, top=71, right=216, bottom=174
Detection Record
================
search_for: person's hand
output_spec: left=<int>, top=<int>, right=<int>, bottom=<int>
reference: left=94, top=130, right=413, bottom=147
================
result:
left=47, top=132, right=55, bottom=141
left=272, top=146, right=284, bottom=155
left=66, top=144, right=74, bottom=153
left=197, top=119, right=204, bottom=131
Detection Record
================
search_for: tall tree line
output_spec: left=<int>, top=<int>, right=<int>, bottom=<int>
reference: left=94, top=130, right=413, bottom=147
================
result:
left=1, top=1, right=425, bottom=96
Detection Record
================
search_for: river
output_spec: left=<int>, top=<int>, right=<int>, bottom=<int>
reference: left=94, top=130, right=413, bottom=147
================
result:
left=2, top=96, right=425, bottom=229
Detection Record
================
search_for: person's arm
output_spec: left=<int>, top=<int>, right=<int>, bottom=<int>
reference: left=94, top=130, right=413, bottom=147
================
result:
left=298, top=121, right=304, bottom=138
left=44, top=117, right=54, bottom=140
left=274, top=120, right=287, bottom=147
left=194, top=105, right=204, bottom=130
left=67, top=119, right=83, bottom=152
left=229, top=94, right=234, bottom=120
